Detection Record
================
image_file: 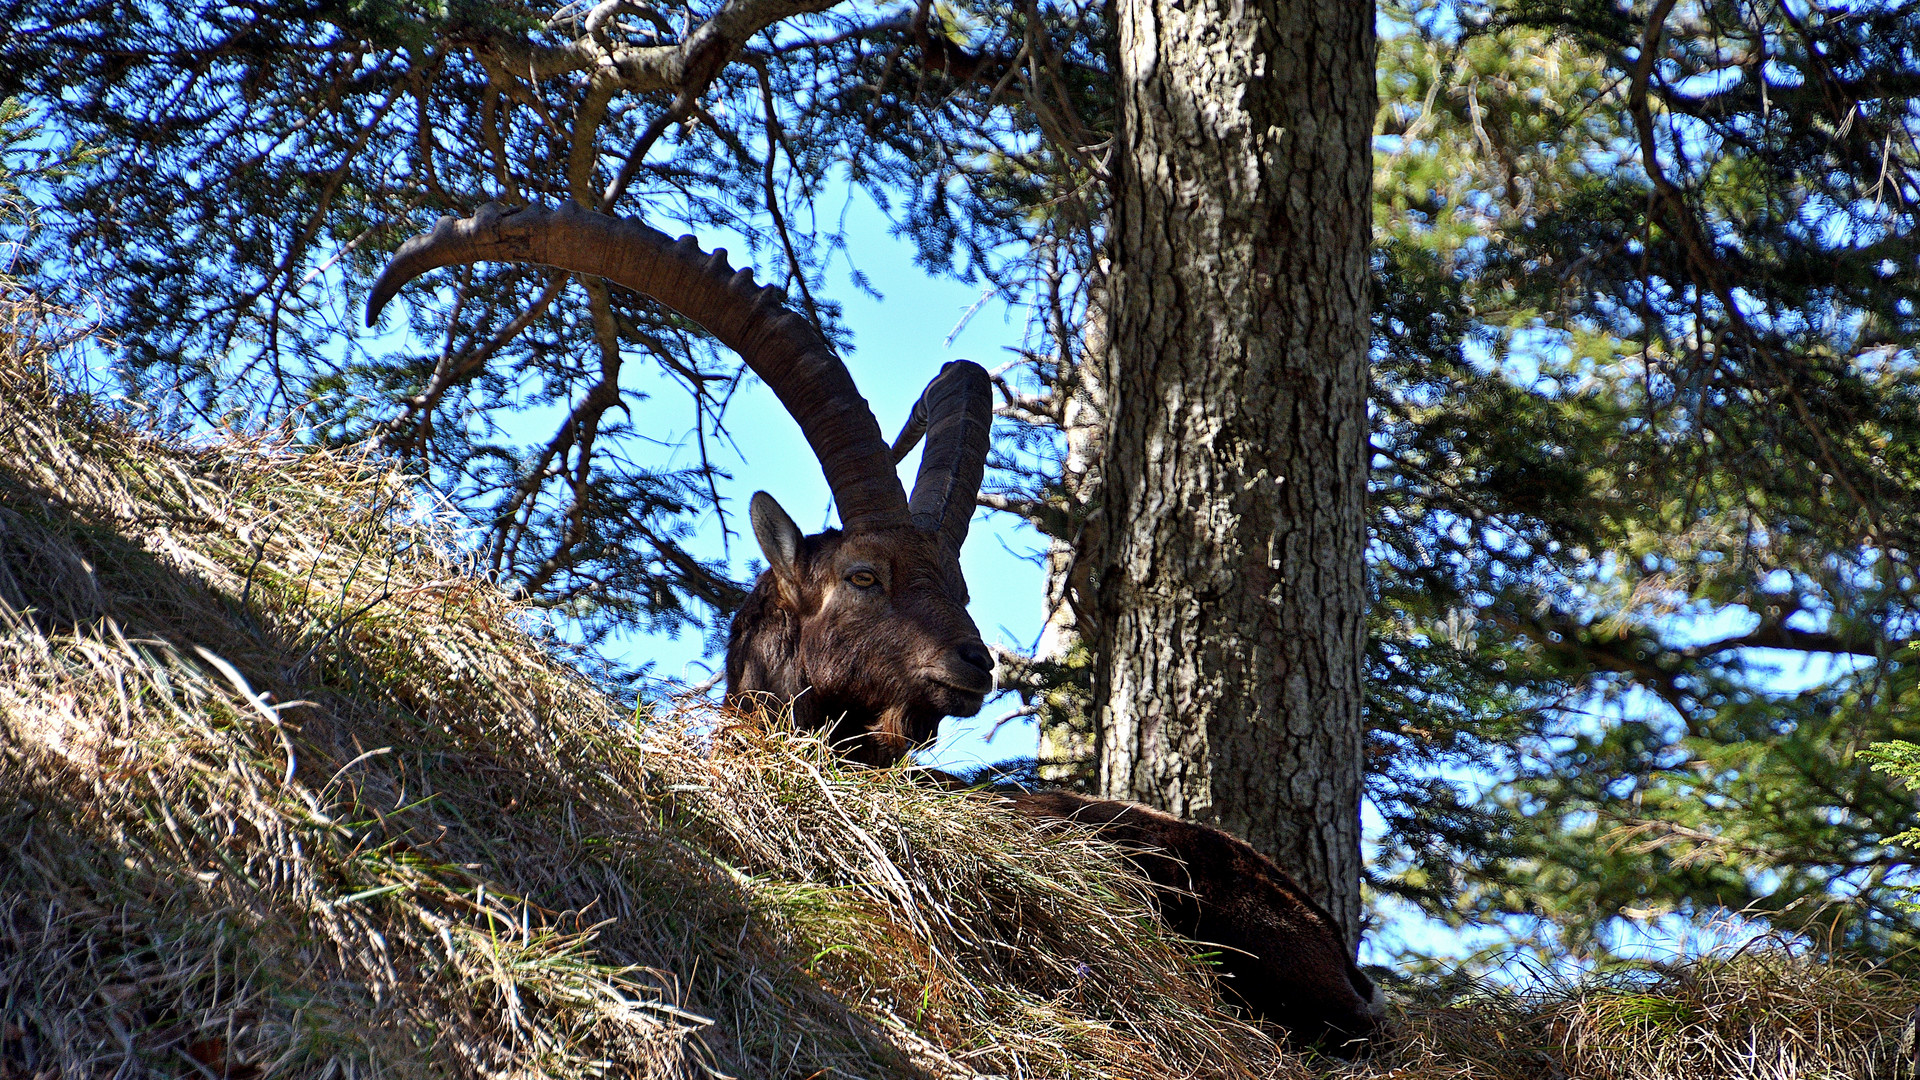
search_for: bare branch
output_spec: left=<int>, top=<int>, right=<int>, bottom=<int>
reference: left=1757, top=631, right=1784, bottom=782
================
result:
left=386, top=271, right=570, bottom=453
left=1682, top=623, right=1908, bottom=661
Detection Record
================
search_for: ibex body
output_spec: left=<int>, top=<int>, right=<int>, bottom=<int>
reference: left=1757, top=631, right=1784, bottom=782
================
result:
left=1010, top=790, right=1382, bottom=1051
left=370, top=200, right=1379, bottom=1053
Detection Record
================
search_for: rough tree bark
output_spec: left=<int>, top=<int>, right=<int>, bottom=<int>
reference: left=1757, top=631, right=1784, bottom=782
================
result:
left=1095, top=0, right=1375, bottom=944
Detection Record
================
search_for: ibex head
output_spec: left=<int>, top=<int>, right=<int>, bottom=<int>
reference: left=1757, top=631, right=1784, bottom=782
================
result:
left=368, top=201, right=994, bottom=764
left=728, top=359, right=997, bottom=763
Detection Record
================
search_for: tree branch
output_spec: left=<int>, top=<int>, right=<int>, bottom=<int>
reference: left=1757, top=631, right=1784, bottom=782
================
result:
left=1682, top=623, right=1908, bottom=661
left=976, top=491, right=1072, bottom=539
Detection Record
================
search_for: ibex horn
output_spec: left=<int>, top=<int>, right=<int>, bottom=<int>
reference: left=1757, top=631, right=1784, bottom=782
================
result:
left=367, top=201, right=911, bottom=534
left=894, top=359, right=992, bottom=556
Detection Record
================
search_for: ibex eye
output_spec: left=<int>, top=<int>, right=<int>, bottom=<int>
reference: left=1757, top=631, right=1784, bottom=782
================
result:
left=848, top=570, right=878, bottom=589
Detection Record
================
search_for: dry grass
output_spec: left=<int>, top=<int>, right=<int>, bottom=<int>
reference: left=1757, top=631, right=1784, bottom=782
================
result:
left=1383, top=952, right=1919, bottom=1080
left=1, top=293, right=1915, bottom=1080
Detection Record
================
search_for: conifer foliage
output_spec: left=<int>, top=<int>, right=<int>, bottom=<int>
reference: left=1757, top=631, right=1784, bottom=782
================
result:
left=1369, top=0, right=1920, bottom=962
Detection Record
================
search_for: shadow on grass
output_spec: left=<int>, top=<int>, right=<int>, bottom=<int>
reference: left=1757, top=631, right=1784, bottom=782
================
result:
left=0, top=459, right=938, bottom=1079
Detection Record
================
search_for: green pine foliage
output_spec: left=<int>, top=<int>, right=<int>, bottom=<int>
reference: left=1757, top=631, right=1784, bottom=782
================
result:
left=0, top=0, right=1098, bottom=649
left=1370, top=0, right=1920, bottom=966
left=1864, top=739, right=1920, bottom=911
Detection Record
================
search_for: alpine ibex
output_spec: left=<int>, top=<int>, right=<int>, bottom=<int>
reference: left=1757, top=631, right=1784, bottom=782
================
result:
left=368, top=201, right=995, bottom=766
left=369, top=200, right=1381, bottom=1052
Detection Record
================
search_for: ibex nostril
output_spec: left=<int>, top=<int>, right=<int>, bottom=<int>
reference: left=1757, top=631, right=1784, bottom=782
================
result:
left=957, top=642, right=994, bottom=677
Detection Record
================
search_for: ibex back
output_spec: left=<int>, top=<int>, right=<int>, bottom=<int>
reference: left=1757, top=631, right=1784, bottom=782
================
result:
left=1010, top=790, right=1382, bottom=1052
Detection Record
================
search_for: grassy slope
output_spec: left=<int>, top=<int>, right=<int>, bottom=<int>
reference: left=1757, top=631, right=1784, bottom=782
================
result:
left=0, top=312, right=1299, bottom=1079
left=1, top=311, right=1915, bottom=1080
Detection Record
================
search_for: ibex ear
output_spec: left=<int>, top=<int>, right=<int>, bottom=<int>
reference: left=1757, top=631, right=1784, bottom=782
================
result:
left=749, top=491, right=804, bottom=591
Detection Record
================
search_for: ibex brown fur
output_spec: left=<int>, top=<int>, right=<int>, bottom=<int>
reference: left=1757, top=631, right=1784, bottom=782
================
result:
left=1009, top=791, right=1382, bottom=1052
left=371, top=200, right=1381, bottom=1053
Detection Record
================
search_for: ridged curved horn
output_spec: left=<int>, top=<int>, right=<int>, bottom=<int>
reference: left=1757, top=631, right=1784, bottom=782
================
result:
left=889, top=399, right=931, bottom=465
left=367, top=201, right=910, bottom=533
left=893, top=360, right=992, bottom=554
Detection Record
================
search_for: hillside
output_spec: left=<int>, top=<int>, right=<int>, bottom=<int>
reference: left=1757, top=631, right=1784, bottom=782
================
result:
left=2, top=310, right=1917, bottom=1079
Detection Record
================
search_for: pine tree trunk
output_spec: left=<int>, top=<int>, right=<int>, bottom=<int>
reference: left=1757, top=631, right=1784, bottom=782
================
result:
left=1095, top=0, right=1375, bottom=945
